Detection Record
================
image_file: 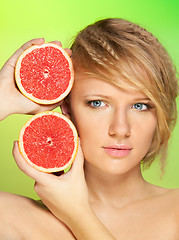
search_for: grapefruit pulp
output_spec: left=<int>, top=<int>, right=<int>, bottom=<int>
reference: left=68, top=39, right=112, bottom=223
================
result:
left=15, top=43, right=74, bottom=104
left=18, top=111, right=78, bottom=172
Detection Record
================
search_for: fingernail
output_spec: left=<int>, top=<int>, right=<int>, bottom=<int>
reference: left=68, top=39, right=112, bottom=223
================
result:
left=39, top=38, right=45, bottom=42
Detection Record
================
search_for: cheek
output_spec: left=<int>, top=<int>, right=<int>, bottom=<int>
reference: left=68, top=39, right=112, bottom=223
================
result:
left=71, top=106, right=103, bottom=138
left=75, top=120, right=97, bottom=162
left=75, top=118, right=99, bottom=144
left=71, top=111, right=93, bottom=143
left=71, top=113, right=102, bottom=157
left=135, top=117, right=157, bottom=148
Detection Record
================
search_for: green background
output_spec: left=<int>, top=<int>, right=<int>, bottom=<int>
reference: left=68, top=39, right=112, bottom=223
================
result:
left=0, top=0, right=179, bottom=199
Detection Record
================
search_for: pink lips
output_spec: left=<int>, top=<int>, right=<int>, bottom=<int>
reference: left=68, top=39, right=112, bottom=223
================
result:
left=103, top=145, right=132, bottom=158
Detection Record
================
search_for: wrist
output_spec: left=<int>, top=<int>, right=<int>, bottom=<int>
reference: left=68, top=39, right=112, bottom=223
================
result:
left=0, top=91, right=15, bottom=120
left=0, top=102, right=11, bottom=121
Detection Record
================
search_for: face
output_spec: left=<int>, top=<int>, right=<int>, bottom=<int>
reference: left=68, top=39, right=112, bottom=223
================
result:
left=67, top=73, right=157, bottom=176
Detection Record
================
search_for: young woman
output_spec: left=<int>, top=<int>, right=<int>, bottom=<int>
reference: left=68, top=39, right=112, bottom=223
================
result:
left=0, top=18, right=179, bottom=240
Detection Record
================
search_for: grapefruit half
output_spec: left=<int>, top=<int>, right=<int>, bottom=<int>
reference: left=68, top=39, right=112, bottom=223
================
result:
left=18, top=111, right=78, bottom=173
left=15, top=43, right=74, bottom=104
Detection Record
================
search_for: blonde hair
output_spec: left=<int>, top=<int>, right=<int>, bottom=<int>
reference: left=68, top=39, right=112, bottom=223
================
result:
left=70, top=18, right=178, bottom=171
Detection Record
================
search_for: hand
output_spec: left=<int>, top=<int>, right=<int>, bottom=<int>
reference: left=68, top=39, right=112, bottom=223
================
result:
left=12, top=140, right=89, bottom=224
left=13, top=141, right=116, bottom=240
left=0, top=39, right=72, bottom=120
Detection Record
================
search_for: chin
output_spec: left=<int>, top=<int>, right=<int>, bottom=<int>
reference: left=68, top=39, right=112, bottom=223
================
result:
left=96, top=165, right=131, bottom=176
left=98, top=161, right=141, bottom=177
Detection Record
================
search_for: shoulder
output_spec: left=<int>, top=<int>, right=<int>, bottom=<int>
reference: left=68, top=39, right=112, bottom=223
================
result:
left=0, top=191, right=28, bottom=239
left=146, top=184, right=179, bottom=220
left=150, top=187, right=179, bottom=237
left=166, top=188, right=179, bottom=213
left=0, top=191, right=75, bottom=240
left=0, top=191, right=37, bottom=216
left=152, top=187, right=179, bottom=212
left=159, top=188, right=179, bottom=235
left=163, top=188, right=179, bottom=207
left=166, top=189, right=179, bottom=236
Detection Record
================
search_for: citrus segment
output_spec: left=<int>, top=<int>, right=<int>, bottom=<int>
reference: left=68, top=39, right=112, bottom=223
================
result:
left=18, top=111, right=78, bottom=172
left=15, top=43, right=74, bottom=104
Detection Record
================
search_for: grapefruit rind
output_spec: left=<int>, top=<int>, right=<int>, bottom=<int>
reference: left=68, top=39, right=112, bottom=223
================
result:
left=15, top=43, right=74, bottom=105
left=64, top=164, right=72, bottom=173
left=18, top=111, right=78, bottom=173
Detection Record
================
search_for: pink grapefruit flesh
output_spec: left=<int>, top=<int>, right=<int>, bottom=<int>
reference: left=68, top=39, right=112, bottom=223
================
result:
left=18, top=111, right=78, bottom=172
left=15, top=43, right=74, bottom=104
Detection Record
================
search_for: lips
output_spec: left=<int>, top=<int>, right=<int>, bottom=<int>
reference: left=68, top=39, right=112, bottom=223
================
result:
left=103, top=144, right=132, bottom=158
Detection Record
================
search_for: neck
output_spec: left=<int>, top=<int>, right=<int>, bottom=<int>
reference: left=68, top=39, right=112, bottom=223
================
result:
left=85, top=162, right=149, bottom=208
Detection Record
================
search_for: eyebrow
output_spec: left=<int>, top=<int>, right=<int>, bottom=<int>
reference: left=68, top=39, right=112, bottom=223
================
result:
left=83, top=95, right=152, bottom=101
left=83, top=94, right=112, bottom=99
left=133, top=97, right=152, bottom=101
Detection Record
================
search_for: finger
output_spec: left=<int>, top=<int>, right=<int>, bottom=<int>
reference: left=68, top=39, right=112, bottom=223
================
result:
left=29, top=101, right=63, bottom=115
left=70, top=140, right=85, bottom=175
left=34, top=181, right=42, bottom=196
left=50, top=42, right=72, bottom=57
left=64, top=48, right=72, bottom=57
left=48, top=41, right=72, bottom=57
left=50, top=41, right=62, bottom=46
left=20, top=38, right=45, bottom=51
left=12, top=141, right=54, bottom=183
left=5, top=38, right=45, bottom=68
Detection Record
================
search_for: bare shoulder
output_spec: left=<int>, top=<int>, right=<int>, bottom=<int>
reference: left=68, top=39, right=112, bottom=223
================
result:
left=149, top=185, right=179, bottom=210
left=0, top=191, right=28, bottom=239
left=142, top=185, right=179, bottom=238
left=0, top=191, right=75, bottom=240
left=165, top=188, right=179, bottom=235
left=153, top=187, right=179, bottom=231
left=165, top=188, right=179, bottom=212
left=158, top=188, right=179, bottom=206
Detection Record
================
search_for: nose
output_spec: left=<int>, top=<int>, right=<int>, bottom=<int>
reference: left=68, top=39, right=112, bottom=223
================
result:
left=108, top=108, right=131, bottom=138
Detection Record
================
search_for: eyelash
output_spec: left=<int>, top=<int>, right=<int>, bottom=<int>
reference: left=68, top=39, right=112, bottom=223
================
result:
left=87, top=100, right=154, bottom=111
left=87, top=100, right=106, bottom=108
left=131, top=103, right=154, bottom=112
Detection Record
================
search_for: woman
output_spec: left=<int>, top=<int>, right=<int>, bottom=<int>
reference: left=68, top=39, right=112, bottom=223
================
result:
left=0, top=18, right=179, bottom=239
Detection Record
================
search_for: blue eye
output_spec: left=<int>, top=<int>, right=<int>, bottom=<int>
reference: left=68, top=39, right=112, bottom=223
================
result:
left=133, top=103, right=148, bottom=111
left=88, top=100, right=105, bottom=108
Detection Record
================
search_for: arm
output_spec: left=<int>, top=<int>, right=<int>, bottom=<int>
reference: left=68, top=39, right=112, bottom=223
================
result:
left=12, top=141, right=116, bottom=240
left=0, top=39, right=71, bottom=121
left=66, top=209, right=116, bottom=240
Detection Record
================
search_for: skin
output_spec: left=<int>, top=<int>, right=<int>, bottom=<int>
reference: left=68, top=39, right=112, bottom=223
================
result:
left=69, top=74, right=157, bottom=176
left=0, top=39, right=179, bottom=239
left=0, top=38, right=72, bottom=120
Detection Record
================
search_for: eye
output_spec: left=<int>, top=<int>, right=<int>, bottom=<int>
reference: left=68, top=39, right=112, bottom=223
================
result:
left=133, top=103, right=148, bottom=111
left=88, top=100, right=106, bottom=108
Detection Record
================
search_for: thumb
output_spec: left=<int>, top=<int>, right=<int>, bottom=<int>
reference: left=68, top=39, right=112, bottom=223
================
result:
left=69, top=139, right=85, bottom=175
left=12, top=140, right=54, bottom=183
left=1, top=38, right=45, bottom=73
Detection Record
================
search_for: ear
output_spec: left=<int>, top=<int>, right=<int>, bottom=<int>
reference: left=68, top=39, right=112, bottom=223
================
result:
left=60, top=99, right=71, bottom=119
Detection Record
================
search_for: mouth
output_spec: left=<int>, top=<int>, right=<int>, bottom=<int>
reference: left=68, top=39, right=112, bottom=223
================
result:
left=103, top=145, right=132, bottom=158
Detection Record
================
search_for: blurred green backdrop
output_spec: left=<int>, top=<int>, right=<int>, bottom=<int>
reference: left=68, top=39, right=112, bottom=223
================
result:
left=0, top=0, right=179, bottom=199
